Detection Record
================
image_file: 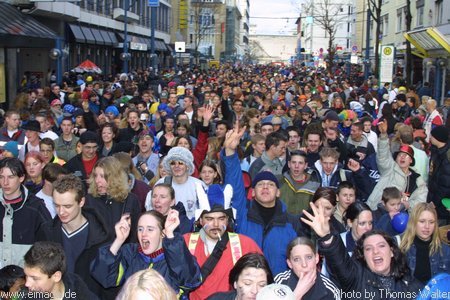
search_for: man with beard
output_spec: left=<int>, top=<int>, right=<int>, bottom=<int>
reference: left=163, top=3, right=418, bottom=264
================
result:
left=184, top=184, right=261, bottom=300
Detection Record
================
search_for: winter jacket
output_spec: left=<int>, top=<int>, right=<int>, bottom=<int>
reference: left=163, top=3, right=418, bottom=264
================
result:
left=367, top=136, right=428, bottom=211
left=0, top=127, right=26, bottom=144
left=39, top=207, right=113, bottom=298
left=279, top=171, right=320, bottom=215
left=127, top=173, right=151, bottom=211
left=427, top=143, right=450, bottom=220
left=0, top=186, right=51, bottom=267
left=248, top=152, right=285, bottom=182
left=222, top=150, right=304, bottom=275
left=118, top=124, right=144, bottom=143
left=319, top=233, right=423, bottom=299
left=84, top=193, right=142, bottom=243
left=90, top=233, right=202, bottom=299
left=274, top=270, right=341, bottom=300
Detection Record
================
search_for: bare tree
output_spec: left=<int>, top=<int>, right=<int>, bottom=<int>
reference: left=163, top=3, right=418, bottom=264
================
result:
left=405, top=0, right=413, bottom=86
left=368, top=0, right=382, bottom=78
left=303, top=0, right=345, bottom=74
left=190, top=0, right=224, bottom=64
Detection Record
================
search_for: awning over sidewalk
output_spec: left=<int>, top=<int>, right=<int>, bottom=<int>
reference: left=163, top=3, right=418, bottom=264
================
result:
left=0, top=2, right=57, bottom=41
left=404, top=25, right=450, bottom=58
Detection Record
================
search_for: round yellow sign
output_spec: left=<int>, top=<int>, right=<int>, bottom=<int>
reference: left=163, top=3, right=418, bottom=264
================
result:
left=383, top=47, right=392, bottom=56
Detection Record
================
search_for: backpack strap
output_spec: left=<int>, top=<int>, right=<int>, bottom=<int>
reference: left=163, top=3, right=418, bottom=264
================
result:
left=163, top=175, right=173, bottom=185
left=228, top=233, right=242, bottom=265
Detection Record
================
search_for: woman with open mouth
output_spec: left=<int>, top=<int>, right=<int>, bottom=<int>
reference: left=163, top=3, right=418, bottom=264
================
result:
left=91, top=209, right=201, bottom=299
left=302, top=202, right=423, bottom=299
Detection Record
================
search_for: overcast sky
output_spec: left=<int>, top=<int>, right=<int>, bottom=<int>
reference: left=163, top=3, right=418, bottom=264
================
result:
left=249, top=0, right=301, bottom=35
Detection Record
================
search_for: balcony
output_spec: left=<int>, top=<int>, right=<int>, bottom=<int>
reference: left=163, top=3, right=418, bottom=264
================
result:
left=113, top=8, right=139, bottom=23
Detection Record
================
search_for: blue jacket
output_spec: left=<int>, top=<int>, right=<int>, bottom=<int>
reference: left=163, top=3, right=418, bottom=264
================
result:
left=90, top=233, right=202, bottom=299
left=405, top=242, right=450, bottom=280
left=222, top=150, right=304, bottom=275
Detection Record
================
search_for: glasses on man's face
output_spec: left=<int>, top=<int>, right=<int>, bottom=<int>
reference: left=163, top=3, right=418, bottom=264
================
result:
left=170, top=161, right=185, bottom=166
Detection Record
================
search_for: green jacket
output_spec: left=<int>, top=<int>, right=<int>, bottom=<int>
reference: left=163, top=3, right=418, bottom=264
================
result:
left=279, top=172, right=320, bottom=215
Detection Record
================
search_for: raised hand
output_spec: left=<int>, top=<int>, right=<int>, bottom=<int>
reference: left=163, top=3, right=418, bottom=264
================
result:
left=203, top=104, right=214, bottom=126
left=197, top=106, right=205, bottom=121
left=300, top=202, right=330, bottom=238
left=110, top=213, right=131, bottom=255
left=223, top=121, right=246, bottom=155
left=164, top=209, right=180, bottom=239
left=377, top=119, right=388, bottom=135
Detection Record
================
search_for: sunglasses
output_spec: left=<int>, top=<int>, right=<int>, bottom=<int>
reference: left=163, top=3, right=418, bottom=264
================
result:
left=170, top=161, right=185, bottom=166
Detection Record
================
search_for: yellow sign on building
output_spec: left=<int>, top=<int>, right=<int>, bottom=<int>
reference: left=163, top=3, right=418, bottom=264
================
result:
left=179, top=0, right=188, bottom=29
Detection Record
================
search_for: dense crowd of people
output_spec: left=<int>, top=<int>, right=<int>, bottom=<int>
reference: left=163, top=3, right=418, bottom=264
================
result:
left=0, top=64, right=449, bottom=299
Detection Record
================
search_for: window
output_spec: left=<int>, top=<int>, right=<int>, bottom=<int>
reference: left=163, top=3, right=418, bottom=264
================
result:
left=396, top=8, right=405, bottom=32
left=382, top=14, right=389, bottom=36
left=416, top=5, right=424, bottom=27
left=436, top=0, right=443, bottom=25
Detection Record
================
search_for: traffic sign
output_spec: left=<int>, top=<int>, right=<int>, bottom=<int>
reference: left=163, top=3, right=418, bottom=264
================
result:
left=148, top=0, right=159, bottom=7
left=351, top=45, right=358, bottom=53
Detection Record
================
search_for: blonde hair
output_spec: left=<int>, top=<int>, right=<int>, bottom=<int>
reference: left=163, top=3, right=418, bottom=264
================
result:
left=116, top=269, right=177, bottom=300
left=88, top=156, right=129, bottom=202
left=400, top=203, right=441, bottom=255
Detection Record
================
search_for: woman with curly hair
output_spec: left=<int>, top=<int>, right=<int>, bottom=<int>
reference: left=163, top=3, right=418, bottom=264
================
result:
left=85, top=156, right=142, bottom=242
left=399, top=203, right=450, bottom=284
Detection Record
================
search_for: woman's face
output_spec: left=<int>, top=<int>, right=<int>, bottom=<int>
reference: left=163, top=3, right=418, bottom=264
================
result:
left=200, top=165, right=217, bottom=186
left=415, top=210, right=436, bottom=241
left=151, top=186, right=175, bottom=216
left=93, top=167, right=108, bottom=195
left=234, top=267, right=268, bottom=300
left=287, top=244, right=319, bottom=278
left=25, top=157, right=44, bottom=179
left=158, top=162, right=169, bottom=178
left=137, top=214, right=163, bottom=255
left=177, top=127, right=188, bottom=136
left=363, top=234, right=393, bottom=276
left=314, top=198, right=334, bottom=218
left=177, top=137, right=190, bottom=149
left=343, top=118, right=353, bottom=128
left=350, top=210, right=373, bottom=241
left=102, top=127, right=114, bottom=144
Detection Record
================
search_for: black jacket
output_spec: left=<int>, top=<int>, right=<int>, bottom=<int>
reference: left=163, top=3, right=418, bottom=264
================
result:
left=118, top=124, right=144, bottom=143
left=40, top=207, right=113, bottom=298
left=84, top=193, right=142, bottom=243
left=427, top=143, right=450, bottom=220
left=64, top=153, right=104, bottom=188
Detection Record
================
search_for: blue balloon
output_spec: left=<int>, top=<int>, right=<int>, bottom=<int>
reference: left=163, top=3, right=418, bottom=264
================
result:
left=391, top=212, right=409, bottom=234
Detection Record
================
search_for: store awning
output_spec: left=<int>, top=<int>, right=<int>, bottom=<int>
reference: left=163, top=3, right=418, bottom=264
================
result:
left=80, top=26, right=96, bottom=45
left=404, top=25, right=450, bottom=58
left=68, top=24, right=85, bottom=43
left=0, top=2, right=57, bottom=41
left=91, top=28, right=105, bottom=45
left=99, top=29, right=113, bottom=46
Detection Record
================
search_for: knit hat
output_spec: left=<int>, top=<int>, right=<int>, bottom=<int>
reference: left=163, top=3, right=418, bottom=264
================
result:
left=252, top=171, right=280, bottom=188
left=323, top=110, right=340, bottom=122
left=50, top=99, right=62, bottom=106
left=195, top=183, right=235, bottom=221
left=393, top=144, right=415, bottom=166
left=2, top=141, right=19, bottom=158
left=162, top=146, right=195, bottom=175
left=256, top=284, right=295, bottom=300
left=430, top=126, right=449, bottom=143
left=105, top=105, right=119, bottom=117
left=138, top=129, right=154, bottom=140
